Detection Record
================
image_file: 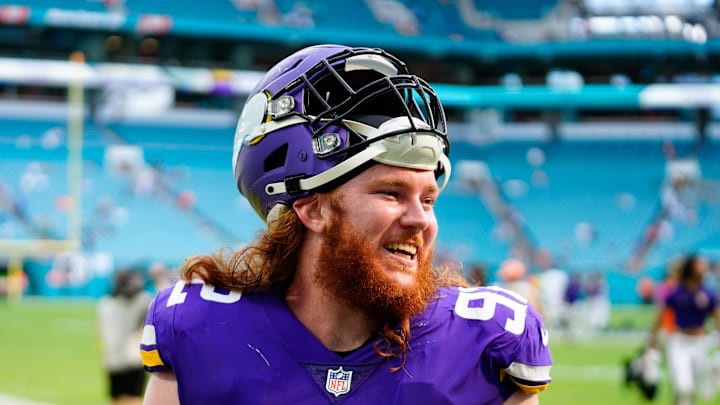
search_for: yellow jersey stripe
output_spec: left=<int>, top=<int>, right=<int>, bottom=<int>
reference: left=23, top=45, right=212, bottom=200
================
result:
left=509, top=376, right=550, bottom=394
left=141, top=349, right=164, bottom=368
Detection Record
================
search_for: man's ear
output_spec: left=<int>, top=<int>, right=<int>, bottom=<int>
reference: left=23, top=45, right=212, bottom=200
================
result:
left=292, top=195, right=325, bottom=232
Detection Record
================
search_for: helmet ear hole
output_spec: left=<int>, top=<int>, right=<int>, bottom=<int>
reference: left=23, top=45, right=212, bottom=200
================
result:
left=264, top=144, right=289, bottom=172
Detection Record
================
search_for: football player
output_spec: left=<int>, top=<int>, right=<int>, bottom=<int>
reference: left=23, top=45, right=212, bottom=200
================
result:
left=648, top=254, right=720, bottom=405
left=140, top=44, right=553, bottom=404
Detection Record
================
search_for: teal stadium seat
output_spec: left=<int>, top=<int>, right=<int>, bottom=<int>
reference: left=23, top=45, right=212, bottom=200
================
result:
left=471, top=0, right=559, bottom=20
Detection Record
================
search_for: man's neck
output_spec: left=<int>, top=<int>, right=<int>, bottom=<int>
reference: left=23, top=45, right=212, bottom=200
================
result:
left=285, top=276, right=375, bottom=353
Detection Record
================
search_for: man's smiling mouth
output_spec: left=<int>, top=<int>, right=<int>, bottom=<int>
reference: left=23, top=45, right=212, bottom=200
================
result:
left=384, top=243, right=417, bottom=260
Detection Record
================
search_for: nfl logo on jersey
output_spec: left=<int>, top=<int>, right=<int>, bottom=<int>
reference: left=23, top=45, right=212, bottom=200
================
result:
left=325, top=366, right=353, bottom=397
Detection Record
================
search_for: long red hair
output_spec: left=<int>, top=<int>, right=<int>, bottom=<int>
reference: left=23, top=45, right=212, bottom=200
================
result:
left=180, top=204, right=466, bottom=369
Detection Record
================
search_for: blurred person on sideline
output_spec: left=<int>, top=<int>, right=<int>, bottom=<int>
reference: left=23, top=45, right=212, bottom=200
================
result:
left=536, top=264, right=568, bottom=331
left=140, top=44, right=552, bottom=404
left=562, top=272, right=584, bottom=339
left=147, top=260, right=176, bottom=292
left=584, top=270, right=610, bottom=332
left=655, top=256, right=683, bottom=337
left=98, top=269, right=153, bottom=404
left=466, top=262, right=488, bottom=286
left=624, top=256, right=682, bottom=401
left=496, top=258, right=543, bottom=318
left=648, top=254, right=720, bottom=405
left=636, top=276, right=656, bottom=306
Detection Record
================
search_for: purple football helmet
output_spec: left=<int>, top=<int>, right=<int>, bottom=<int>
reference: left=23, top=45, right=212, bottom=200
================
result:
left=232, top=44, right=451, bottom=221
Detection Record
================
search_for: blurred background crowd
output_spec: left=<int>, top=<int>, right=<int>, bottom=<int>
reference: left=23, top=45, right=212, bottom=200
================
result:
left=0, top=0, right=718, bottom=317
left=1, top=1, right=720, bottom=403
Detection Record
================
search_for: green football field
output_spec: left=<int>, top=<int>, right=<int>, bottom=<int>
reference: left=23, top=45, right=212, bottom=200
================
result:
left=0, top=299, right=717, bottom=405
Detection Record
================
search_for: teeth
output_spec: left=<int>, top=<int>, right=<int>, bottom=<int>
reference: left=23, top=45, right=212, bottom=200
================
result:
left=385, top=243, right=417, bottom=257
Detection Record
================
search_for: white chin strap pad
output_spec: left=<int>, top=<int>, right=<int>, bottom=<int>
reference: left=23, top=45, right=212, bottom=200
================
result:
left=266, top=203, right=290, bottom=228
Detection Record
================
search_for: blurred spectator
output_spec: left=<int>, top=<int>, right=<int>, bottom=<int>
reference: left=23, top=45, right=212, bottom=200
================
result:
left=585, top=270, right=610, bottom=332
left=496, top=258, right=543, bottom=317
left=500, top=73, right=523, bottom=89
left=563, top=272, right=585, bottom=339
left=97, top=269, right=152, bottom=404
left=648, top=254, right=720, bottom=405
left=367, top=0, right=420, bottom=35
left=662, top=179, right=690, bottom=223
left=537, top=265, right=569, bottom=330
left=103, top=0, right=127, bottom=14
left=131, top=166, right=157, bottom=196
left=610, top=73, right=631, bottom=87
left=655, top=256, right=683, bottom=336
left=564, top=272, right=584, bottom=306
left=636, top=276, right=656, bottom=305
left=232, top=0, right=281, bottom=23
left=148, top=260, right=177, bottom=292
left=281, top=2, right=315, bottom=28
left=546, top=69, right=584, bottom=91
left=574, top=221, right=597, bottom=245
left=466, top=263, right=488, bottom=286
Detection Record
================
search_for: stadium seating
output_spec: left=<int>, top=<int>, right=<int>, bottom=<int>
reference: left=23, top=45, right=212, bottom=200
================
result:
left=471, top=0, right=559, bottom=20
left=126, top=0, right=254, bottom=22
left=0, top=113, right=249, bottom=265
left=2, top=0, right=720, bottom=307
left=444, top=140, right=660, bottom=266
left=16, top=0, right=108, bottom=12
left=10, top=0, right=508, bottom=43
left=4, top=105, right=718, bottom=303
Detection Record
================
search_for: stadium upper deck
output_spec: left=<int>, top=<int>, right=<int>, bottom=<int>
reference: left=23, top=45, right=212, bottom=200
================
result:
left=1, top=0, right=719, bottom=84
left=0, top=0, right=719, bottom=303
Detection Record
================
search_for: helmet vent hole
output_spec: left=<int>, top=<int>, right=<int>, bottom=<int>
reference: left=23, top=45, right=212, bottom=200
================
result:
left=264, top=143, right=289, bottom=172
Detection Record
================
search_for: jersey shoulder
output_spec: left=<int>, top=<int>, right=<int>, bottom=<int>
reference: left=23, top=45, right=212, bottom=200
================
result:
left=140, top=279, right=252, bottom=371
left=432, top=285, right=553, bottom=393
left=703, top=286, right=719, bottom=306
left=433, top=285, right=546, bottom=337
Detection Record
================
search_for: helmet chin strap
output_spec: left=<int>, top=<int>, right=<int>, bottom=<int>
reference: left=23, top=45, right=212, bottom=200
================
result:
left=264, top=132, right=451, bottom=198
left=264, top=141, right=387, bottom=196
left=262, top=143, right=450, bottom=225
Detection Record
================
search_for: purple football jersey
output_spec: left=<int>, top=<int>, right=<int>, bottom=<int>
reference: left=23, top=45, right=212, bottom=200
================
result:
left=141, top=281, right=552, bottom=404
left=665, top=285, right=718, bottom=329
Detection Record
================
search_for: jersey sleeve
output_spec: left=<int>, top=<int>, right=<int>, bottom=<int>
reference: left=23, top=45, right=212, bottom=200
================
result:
left=140, top=284, right=175, bottom=372
left=499, top=310, right=552, bottom=394
left=483, top=286, right=553, bottom=394
left=139, top=279, right=247, bottom=374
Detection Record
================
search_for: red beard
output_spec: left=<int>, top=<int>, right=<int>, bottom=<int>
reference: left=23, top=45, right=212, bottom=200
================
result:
left=315, top=210, right=437, bottom=325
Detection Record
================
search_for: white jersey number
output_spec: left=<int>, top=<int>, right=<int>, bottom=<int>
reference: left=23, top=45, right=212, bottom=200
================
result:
left=166, top=279, right=242, bottom=307
left=454, top=286, right=528, bottom=335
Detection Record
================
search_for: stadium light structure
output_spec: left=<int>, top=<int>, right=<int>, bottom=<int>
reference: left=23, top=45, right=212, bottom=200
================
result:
left=0, top=52, right=88, bottom=302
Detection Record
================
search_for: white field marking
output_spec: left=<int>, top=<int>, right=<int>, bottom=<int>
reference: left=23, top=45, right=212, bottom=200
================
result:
left=550, top=364, right=623, bottom=382
left=0, top=393, right=56, bottom=405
